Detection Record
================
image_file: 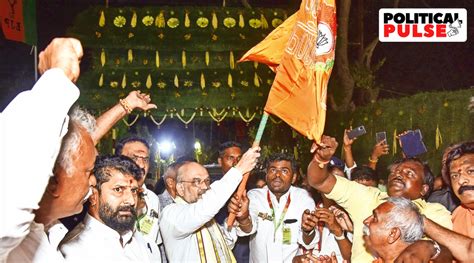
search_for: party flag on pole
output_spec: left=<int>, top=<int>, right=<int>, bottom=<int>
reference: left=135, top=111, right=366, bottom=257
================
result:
left=0, top=0, right=37, bottom=45
left=240, top=0, right=337, bottom=142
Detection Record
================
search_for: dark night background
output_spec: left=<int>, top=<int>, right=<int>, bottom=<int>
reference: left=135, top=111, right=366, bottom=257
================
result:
left=1, top=0, right=473, bottom=110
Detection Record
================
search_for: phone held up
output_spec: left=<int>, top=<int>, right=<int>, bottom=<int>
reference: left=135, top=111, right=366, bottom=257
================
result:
left=376, top=132, right=387, bottom=144
left=347, top=126, right=367, bottom=140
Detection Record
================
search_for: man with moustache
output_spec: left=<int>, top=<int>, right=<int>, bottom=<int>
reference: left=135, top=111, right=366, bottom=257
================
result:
left=159, top=147, right=260, bottom=262
left=0, top=38, right=98, bottom=263
left=307, top=135, right=452, bottom=262
left=228, top=153, right=317, bottom=262
left=60, top=155, right=160, bottom=262
left=441, top=141, right=474, bottom=238
left=362, top=197, right=424, bottom=263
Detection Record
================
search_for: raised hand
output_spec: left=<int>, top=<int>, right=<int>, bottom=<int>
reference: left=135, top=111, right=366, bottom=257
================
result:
left=234, top=146, right=261, bottom=175
left=38, top=38, right=83, bottom=82
left=315, top=208, right=344, bottom=237
left=343, top=129, right=355, bottom=148
left=301, top=209, right=318, bottom=233
left=371, top=141, right=389, bottom=160
left=329, top=206, right=353, bottom=232
left=124, top=90, right=157, bottom=112
left=310, top=135, right=338, bottom=163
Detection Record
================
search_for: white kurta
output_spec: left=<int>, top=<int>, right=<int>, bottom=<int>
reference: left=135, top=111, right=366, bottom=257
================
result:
left=240, top=186, right=317, bottom=263
left=160, top=167, right=242, bottom=262
left=60, top=214, right=160, bottom=262
left=0, top=69, right=79, bottom=262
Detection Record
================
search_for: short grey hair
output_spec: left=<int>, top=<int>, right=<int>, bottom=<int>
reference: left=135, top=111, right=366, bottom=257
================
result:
left=384, top=197, right=424, bottom=243
left=56, top=106, right=96, bottom=174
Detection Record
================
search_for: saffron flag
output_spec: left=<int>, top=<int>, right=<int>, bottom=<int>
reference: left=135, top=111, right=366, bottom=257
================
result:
left=0, top=0, right=37, bottom=45
left=241, top=0, right=336, bottom=142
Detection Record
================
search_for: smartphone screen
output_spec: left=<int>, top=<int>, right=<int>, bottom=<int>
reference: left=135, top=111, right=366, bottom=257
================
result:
left=376, top=132, right=387, bottom=144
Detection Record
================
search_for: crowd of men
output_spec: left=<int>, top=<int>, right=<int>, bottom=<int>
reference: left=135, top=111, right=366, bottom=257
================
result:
left=0, top=38, right=473, bottom=263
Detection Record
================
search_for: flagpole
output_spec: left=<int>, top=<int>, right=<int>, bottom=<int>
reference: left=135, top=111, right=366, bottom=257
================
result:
left=227, top=111, right=269, bottom=228
left=34, top=45, right=38, bottom=81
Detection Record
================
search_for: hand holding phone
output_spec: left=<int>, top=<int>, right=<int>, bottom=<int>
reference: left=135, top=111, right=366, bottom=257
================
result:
left=347, top=126, right=367, bottom=140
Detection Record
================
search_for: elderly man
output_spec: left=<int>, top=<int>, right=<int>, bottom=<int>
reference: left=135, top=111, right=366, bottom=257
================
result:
left=363, top=197, right=424, bottom=262
left=441, top=141, right=474, bottom=238
left=160, top=147, right=260, bottom=262
left=228, top=153, right=317, bottom=262
left=60, top=155, right=160, bottom=262
left=307, top=135, right=452, bottom=262
left=0, top=38, right=98, bottom=262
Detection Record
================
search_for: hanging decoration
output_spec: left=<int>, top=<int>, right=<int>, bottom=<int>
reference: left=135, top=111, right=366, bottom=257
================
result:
left=229, top=51, right=235, bottom=69
left=184, top=11, right=191, bottom=28
left=156, top=11, right=165, bottom=28
left=392, top=129, right=397, bottom=155
left=131, top=11, right=137, bottom=28
left=121, top=73, right=127, bottom=88
left=100, top=49, right=106, bottom=67
left=238, top=108, right=256, bottom=125
left=122, top=114, right=140, bottom=127
left=99, top=11, right=105, bottom=27
left=176, top=111, right=196, bottom=128
left=182, top=50, right=187, bottom=69
left=212, top=11, right=218, bottom=29
left=435, top=124, right=443, bottom=150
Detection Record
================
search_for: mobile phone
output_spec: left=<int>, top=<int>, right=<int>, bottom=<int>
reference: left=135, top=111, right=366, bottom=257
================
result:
left=376, top=132, right=387, bottom=144
left=347, top=126, right=366, bottom=140
left=399, top=129, right=428, bottom=157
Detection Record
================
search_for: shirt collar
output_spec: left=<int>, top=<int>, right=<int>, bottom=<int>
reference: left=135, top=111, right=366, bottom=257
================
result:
left=84, top=213, right=135, bottom=246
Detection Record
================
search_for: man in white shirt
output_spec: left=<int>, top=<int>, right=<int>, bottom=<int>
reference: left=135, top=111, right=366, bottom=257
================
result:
left=115, top=136, right=162, bottom=251
left=160, top=147, right=260, bottom=262
left=0, top=38, right=98, bottom=263
left=60, top=155, right=160, bottom=262
left=228, top=153, right=317, bottom=262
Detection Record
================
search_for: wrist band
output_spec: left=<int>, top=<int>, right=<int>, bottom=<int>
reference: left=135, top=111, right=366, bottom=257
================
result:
left=368, top=156, right=378, bottom=163
left=119, top=99, right=133, bottom=114
left=430, top=240, right=441, bottom=260
left=315, top=156, right=330, bottom=169
left=239, top=217, right=252, bottom=227
left=334, top=231, right=346, bottom=240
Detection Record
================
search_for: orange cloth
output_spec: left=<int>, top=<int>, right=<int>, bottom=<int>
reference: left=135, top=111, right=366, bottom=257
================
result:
left=452, top=205, right=474, bottom=238
left=240, top=0, right=337, bottom=142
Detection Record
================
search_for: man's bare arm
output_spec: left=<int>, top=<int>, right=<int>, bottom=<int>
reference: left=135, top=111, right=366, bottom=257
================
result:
left=92, top=90, right=156, bottom=145
left=424, top=216, right=474, bottom=262
left=307, top=135, right=338, bottom=194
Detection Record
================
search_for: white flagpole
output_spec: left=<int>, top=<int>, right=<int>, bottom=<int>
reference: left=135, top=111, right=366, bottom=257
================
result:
left=34, top=45, right=38, bottom=81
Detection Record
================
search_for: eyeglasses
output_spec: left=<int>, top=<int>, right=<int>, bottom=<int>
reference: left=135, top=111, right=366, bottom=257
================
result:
left=131, top=155, right=150, bottom=164
left=180, top=178, right=211, bottom=188
left=268, top=167, right=291, bottom=176
left=223, top=155, right=241, bottom=163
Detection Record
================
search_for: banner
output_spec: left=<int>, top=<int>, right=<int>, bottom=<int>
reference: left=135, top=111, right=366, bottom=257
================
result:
left=0, top=0, right=37, bottom=45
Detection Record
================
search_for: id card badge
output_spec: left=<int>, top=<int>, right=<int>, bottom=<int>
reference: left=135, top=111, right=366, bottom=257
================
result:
left=282, top=227, right=292, bottom=245
left=139, top=215, right=155, bottom=235
left=267, top=242, right=283, bottom=261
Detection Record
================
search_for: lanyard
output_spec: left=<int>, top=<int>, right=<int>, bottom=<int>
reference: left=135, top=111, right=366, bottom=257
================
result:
left=267, top=190, right=291, bottom=237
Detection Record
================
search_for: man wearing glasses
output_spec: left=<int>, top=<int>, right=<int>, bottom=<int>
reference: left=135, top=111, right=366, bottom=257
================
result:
left=227, top=153, right=317, bottom=262
left=115, top=137, right=162, bottom=260
left=159, top=147, right=260, bottom=262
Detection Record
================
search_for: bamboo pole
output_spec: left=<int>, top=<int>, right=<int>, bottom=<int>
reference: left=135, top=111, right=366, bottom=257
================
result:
left=226, top=111, right=269, bottom=228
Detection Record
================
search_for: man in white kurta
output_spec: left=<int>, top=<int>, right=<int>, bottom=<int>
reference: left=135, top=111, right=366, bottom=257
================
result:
left=0, top=38, right=86, bottom=263
left=160, top=148, right=260, bottom=262
left=229, top=153, right=317, bottom=262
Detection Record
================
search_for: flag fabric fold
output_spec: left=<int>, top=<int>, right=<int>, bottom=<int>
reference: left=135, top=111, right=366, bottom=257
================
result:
left=240, top=0, right=337, bottom=142
left=0, top=0, right=37, bottom=45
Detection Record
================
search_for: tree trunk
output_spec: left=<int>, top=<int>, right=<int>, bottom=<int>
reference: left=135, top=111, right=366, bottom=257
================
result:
left=332, top=0, right=355, bottom=112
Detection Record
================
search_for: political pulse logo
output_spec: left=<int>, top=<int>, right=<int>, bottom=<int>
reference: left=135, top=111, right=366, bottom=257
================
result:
left=379, top=9, right=467, bottom=42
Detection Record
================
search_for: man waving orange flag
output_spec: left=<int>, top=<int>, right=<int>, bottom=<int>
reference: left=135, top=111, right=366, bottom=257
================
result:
left=240, top=0, right=336, bottom=142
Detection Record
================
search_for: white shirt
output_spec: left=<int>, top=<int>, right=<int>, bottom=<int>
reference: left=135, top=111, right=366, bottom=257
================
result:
left=60, top=214, right=160, bottom=262
left=0, top=69, right=79, bottom=262
left=6, top=221, right=68, bottom=263
left=138, top=185, right=162, bottom=248
left=239, top=186, right=317, bottom=263
left=296, top=226, right=353, bottom=262
left=160, top=167, right=242, bottom=262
